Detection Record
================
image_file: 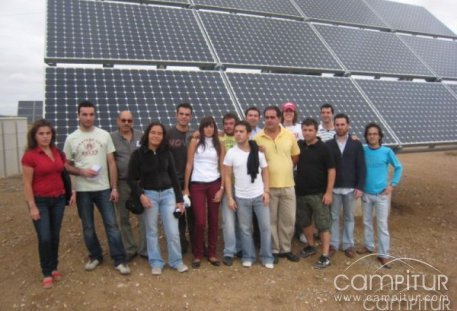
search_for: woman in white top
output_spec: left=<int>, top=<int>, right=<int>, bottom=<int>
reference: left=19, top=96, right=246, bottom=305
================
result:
left=183, top=116, right=225, bottom=268
left=281, top=102, right=304, bottom=140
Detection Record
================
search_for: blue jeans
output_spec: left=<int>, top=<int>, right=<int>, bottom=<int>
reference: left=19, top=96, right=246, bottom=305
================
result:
left=236, top=195, right=274, bottom=265
left=331, top=192, right=356, bottom=250
left=76, top=190, right=126, bottom=266
left=144, top=189, right=183, bottom=269
left=33, top=196, right=66, bottom=277
left=221, top=193, right=241, bottom=257
left=361, top=193, right=390, bottom=258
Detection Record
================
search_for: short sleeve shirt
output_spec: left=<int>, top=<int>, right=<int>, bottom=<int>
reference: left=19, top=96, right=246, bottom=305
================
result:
left=63, top=127, right=115, bottom=191
left=254, top=127, right=300, bottom=188
left=21, top=147, right=66, bottom=197
left=223, top=145, right=268, bottom=199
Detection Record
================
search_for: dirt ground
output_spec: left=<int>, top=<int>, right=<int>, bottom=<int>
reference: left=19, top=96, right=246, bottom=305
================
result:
left=0, top=151, right=456, bottom=311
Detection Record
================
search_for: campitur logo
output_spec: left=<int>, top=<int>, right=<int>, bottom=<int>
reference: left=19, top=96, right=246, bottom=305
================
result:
left=333, top=254, right=451, bottom=310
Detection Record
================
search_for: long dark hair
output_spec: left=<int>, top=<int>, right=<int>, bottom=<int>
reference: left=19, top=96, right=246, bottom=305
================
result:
left=197, top=116, right=221, bottom=157
left=140, top=121, right=169, bottom=151
left=364, top=122, right=384, bottom=145
left=26, top=119, right=56, bottom=151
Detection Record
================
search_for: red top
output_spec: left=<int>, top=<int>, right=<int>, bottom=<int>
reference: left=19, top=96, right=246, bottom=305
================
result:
left=21, top=147, right=66, bottom=197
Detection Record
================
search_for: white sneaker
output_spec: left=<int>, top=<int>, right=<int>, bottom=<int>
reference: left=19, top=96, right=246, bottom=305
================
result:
left=151, top=267, right=162, bottom=275
left=264, top=263, right=274, bottom=269
left=299, top=233, right=308, bottom=244
left=242, top=261, right=252, bottom=268
left=115, top=263, right=131, bottom=275
left=84, top=259, right=100, bottom=271
left=176, top=264, right=188, bottom=273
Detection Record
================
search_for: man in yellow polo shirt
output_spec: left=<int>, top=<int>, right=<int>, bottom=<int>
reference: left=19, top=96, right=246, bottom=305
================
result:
left=254, top=106, right=300, bottom=263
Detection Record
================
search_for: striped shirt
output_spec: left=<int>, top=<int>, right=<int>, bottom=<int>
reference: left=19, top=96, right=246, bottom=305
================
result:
left=317, top=123, right=335, bottom=142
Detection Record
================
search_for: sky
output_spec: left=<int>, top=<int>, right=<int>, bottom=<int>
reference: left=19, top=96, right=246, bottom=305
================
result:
left=0, top=0, right=456, bottom=116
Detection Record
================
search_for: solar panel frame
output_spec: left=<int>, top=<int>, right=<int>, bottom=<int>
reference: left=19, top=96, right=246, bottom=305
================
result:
left=45, top=67, right=237, bottom=146
left=198, top=12, right=344, bottom=73
left=364, top=0, right=456, bottom=39
left=46, top=0, right=215, bottom=66
left=224, top=72, right=398, bottom=145
left=355, top=79, right=457, bottom=145
left=314, top=24, right=436, bottom=79
left=398, top=35, right=457, bottom=81
left=294, top=0, right=388, bottom=30
left=193, top=0, right=303, bottom=20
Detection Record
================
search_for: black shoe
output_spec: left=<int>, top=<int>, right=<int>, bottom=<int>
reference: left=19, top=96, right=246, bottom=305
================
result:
left=192, top=259, right=201, bottom=269
left=208, top=257, right=221, bottom=267
left=235, top=251, right=243, bottom=258
left=300, top=246, right=317, bottom=258
left=139, top=254, right=148, bottom=260
left=126, top=252, right=138, bottom=262
left=282, top=252, right=300, bottom=262
left=223, top=256, right=234, bottom=266
left=273, top=254, right=279, bottom=264
left=314, top=255, right=331, bottom=269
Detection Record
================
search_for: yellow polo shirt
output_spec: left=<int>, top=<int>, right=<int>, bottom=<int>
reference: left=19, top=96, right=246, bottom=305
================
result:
left=254, top=127, right=300, bottom=188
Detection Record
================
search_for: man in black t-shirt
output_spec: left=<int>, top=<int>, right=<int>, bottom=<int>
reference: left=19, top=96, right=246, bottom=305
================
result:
left=167, top=103, right=194, bottom=254
left=295, top=118, right=336, bottom=269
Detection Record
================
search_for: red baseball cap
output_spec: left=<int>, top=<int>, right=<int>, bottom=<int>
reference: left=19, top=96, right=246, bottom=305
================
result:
left=282, top=102, right=297, bottom=112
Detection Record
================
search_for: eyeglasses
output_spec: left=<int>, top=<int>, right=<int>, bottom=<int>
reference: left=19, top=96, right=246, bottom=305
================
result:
left=121, top=119, right=133, bottom=123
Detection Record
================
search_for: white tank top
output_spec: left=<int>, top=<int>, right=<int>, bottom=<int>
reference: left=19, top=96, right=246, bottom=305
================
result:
left=191, top=137, right=220, bottom=182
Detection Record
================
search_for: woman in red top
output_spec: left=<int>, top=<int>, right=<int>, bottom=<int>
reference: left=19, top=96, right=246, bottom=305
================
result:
left=22, top=119, right=75, bottom=289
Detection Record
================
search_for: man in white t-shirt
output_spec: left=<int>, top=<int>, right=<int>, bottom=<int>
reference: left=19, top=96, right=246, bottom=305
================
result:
left=224, top=120, right=274, bottom=269
left=64, top=101, right=130, bottom=275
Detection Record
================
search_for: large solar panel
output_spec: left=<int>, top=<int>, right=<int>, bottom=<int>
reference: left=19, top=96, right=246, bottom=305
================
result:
left=45, top=68, right=236, bottom=146
left=364, top=0, right=456, bottom=38
left=108, top=0, right=189, bottom=5
left=199, top=12, right=343, bottom=73
left=193, top=0, right=301, bottom=19
left=314, top=24, right=435, bottom=78
left=17, top=101, right=44, bottom=124
left=294, top=0, right=387, bottom=29
left=356, top=79, right=457, bottom=145
left=399, top=35, right=457, bottom=80
left=225, top=72, right=397, bottom=145
left=46, top=0, right=215, bottom=66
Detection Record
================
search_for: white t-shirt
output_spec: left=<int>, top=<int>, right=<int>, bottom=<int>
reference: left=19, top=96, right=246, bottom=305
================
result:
left=284, top=123, right=304, bottom=140
left=191, top=137, right=220, bottom=182
left=63, top=127, right=115, bottom=191
left=223, top=145, right=268, bottom=199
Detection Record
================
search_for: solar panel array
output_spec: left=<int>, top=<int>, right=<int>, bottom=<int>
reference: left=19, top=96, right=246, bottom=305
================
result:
left=225, top=72, right=397, bottom=144
left=295, top=0, right=387, bottom=29
left=45, top=0, right=457, bottom=149
left=314, top=24, right=434, bottom=78
left=364, top=0, right=456, bottom=38
left=356, top=79, right=457, bottom=145
left=46, top=0, right=214, bottom=66
left=193, top=0, right=301, bottom=19
left=399, top=35, right=457, bottom=80
left=17, top=101, right=44, bottom=124
left=199, top=12, right=342, bottom=72
left=46, top=67, right=235, bottom=146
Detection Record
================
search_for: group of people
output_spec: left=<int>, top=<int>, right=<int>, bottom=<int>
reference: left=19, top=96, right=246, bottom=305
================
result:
left=22, top=100, right=403, bottom=288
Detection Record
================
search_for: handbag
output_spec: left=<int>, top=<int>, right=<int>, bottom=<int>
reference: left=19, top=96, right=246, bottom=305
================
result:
left=125, top=194, right=144, bottom=215
left=57, top=149, right=72, bottom=205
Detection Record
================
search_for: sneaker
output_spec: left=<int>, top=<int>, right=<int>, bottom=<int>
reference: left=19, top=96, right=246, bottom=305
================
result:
left=176, top=263, right=189, bottom=273
left=42, top=277, right=53, bottom=289
left=314, top=255, right=331, bottom=269
left=84, top=259, right=100, bottom=271
left=115, top=263, right=131, bottom=275
left=264, top=263, right=274, bottom=269
left=151, top=267, right=162, bottom=275
left=299, top=233, right=308, bottom=244
left=242, top=261, right=252, bottom=268
left=300, top=246, right=317, bottom=258
left=223, top=256, right=234, bottom=266
left=51, top=271, right=63, bottom=281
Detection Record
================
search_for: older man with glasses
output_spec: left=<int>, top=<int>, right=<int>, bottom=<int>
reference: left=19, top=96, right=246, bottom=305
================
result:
left=111, top=110, right=147, bottom=261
